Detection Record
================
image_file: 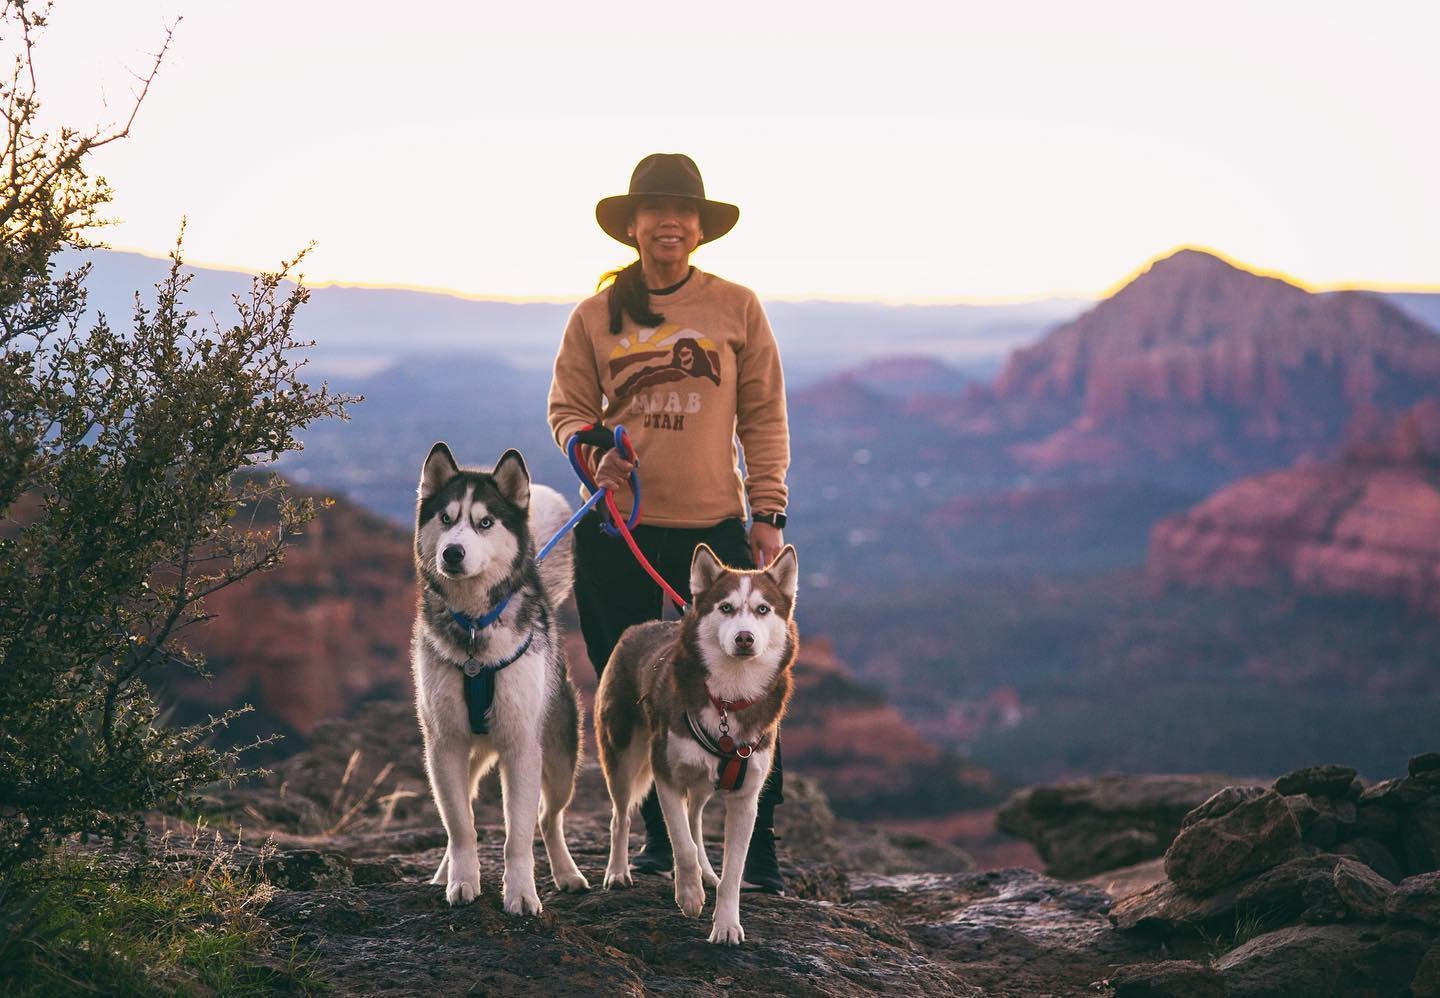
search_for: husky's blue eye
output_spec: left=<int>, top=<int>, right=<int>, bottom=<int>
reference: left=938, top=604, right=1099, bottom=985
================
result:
left=478, top=516, right=494, bottom=530
left=439, top=511, right=454, bottom=526
left=756, top=604, right=771, bottom=615
left=719, top=602, right=734, bottom=615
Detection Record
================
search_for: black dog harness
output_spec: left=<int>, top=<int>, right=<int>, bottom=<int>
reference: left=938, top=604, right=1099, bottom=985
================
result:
left=683, top=694, right=760, bottom=791
left=454, top=629, right=534, bottom=734
left=433, top=582, right=536, bottom=735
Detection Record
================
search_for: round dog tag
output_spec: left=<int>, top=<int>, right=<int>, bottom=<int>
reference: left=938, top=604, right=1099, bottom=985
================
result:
left=463, top=659, right=481, bottom=677
left=718, top=734, right=735, bottom=753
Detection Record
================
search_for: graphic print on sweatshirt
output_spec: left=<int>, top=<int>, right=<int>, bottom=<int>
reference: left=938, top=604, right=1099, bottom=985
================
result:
left=610, top=324, right=722, bottom=431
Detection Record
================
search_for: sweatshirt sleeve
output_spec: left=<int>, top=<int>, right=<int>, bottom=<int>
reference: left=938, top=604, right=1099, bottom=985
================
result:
left=734, top=294, right=791, bottom=515
left=547, top=306, right=604, bottom=450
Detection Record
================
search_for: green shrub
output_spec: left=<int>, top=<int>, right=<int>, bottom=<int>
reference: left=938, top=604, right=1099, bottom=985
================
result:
left=0, top=3, right=353, bottom=874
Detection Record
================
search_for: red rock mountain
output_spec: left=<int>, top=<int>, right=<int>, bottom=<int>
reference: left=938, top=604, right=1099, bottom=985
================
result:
left=1149, top=400, right=1440, bottom=615
left=957, top=249, right=1440, bottom=484
left=173, top=489, right=416, bottom=738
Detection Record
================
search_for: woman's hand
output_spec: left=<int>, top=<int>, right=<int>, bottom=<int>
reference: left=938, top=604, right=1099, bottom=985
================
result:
left=750, top=522, right=784, bottom=569
left=594, top=446, right=636, bottom=494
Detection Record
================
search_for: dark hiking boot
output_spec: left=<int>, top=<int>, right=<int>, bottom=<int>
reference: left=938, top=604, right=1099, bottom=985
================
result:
left=631, top=790, right=673, bottom=875
left=741, top=824, right=786, bottom=894
left=631, top=837, right=673, bottom=875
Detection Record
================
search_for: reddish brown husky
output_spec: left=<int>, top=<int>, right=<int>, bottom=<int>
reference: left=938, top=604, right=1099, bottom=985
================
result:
left=595, top=543, right=799, bottom=945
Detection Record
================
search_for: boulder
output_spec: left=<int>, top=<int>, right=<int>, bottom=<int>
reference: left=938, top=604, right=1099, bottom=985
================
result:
left=997, top=773, right=1240, bottom=878
left=1233, top=855, right=1390, bottom=925
left=1388, top=872, right=1440, bottom=928
left=1272, top=764, right=1359, bottom=799
left=1180, top=785, right=1268, bottom=829
left=1164, top=790, right=1302, bottom=895
left=1413, top=938, right=1440, bottom=998
left=1108, top=959, right=1225, bottom=998
left=1109, top=878, right=1241, bottom=933
left=1361, top=777, right=1405, bottom=805
left=1283, top=793, right=1355, bottom=849
left=1402, top=804, right=1440, bottom=875
left=1354, top=797, right=1402, bottom=841
left=1412, top=753, right=1440, bottom=777
left=1334, top=837, right=1405, bottom=884
left=1332, top=856, right=1395, bottom=921
left=1215, top=923, right=1431, bottom=998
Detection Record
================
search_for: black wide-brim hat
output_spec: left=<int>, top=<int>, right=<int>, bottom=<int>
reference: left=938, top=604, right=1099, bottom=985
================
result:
left=596, top=153, right=740, bottom=247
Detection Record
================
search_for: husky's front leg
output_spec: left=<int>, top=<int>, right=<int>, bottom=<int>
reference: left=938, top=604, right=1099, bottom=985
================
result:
left=710, top=784, right=762, bottom=945
left=686, top=788, right=719, bottom=887
left=424, top=736, right=481, bottom=905
left=498, top=741, right=544, bottom=915
left=656, top=779, right=705, bottom=918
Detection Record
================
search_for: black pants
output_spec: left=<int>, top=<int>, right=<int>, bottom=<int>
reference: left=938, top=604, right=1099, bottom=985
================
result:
left=575, top=512, right=784, bottom=825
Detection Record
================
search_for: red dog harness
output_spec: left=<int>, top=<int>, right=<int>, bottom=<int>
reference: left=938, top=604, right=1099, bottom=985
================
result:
left=683, top=693, right=760, bottom=791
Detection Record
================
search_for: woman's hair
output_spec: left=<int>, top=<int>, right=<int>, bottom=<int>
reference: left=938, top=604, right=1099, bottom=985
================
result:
left=598, top=260, right=663, bottom=335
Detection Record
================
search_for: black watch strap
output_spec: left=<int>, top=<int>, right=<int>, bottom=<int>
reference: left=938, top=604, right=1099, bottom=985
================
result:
left=752, top=512, right=787, bottom=529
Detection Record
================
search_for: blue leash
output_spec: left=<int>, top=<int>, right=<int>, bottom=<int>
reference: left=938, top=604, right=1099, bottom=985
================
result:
left=452, top=426, right=630, bottom=633
left=449, top=424, right=645, bottom=734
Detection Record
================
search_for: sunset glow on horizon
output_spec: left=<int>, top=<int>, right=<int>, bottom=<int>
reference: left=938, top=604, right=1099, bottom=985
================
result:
left=27, top=1, right=1440, bottom=303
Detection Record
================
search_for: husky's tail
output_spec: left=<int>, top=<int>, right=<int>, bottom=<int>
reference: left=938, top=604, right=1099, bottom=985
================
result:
left=529, top=483, right=575, bottom=606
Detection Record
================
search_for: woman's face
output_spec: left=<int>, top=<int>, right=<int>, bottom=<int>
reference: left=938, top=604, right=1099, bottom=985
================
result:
left=629, top=196, right=703, bottom=270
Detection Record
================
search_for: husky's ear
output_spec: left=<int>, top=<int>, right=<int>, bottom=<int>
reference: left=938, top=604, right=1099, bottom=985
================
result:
left=763, top=544, right=799, bottom=605
left=491, top=449, right=530, bottom=510
left=690, top=543, right=725, bottom=596
left=420, top=442, right=459, bottom=499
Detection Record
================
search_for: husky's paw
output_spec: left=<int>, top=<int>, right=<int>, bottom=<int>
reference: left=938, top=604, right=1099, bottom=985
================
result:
left=603, top=865, right=633, bottom=890
left=708, top=917, right=745, bottom=946
left=701, top=866, right=720, bottom=888
left=445, top=873, right=481, bottom=906
left=503, top=887, right=543, bottom=916
left=675, top=878, right=705, bottom=919
left=554, top=869, right=590, bottom=893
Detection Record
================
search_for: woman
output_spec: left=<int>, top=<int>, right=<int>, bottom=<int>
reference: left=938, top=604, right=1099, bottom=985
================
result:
left=547, top=153, right=790, bottom=892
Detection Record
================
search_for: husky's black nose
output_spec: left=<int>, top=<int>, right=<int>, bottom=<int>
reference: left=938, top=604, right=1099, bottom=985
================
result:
left=442, top=544, right=465, bottom=569
left=733, top=631, right=755, bottom=653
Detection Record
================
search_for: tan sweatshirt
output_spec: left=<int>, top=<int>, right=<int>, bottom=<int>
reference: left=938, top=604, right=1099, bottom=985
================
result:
left=547, top=269, right=790, bottom=528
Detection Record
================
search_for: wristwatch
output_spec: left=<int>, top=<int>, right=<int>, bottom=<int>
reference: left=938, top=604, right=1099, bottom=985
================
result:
left=752, top=511, right=787, bottom=529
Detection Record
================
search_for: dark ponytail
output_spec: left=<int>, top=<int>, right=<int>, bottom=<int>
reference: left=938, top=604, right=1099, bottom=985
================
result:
left=598, top=260, right=663, bottom=335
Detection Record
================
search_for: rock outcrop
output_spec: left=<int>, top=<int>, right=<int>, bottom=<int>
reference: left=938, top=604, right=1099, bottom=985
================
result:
left=1108, top=755, right=1440, bottom=996
left=996, top=773, right=1240, bottom=878
left=193, top=697, right=1440, bottom=994
left=201, top=698, right=1159, bottom=996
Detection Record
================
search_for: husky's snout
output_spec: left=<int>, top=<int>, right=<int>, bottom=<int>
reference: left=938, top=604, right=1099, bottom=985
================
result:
left=442, top=543, right=466, bottom=571
left=731, top=630, right=756, bottom=656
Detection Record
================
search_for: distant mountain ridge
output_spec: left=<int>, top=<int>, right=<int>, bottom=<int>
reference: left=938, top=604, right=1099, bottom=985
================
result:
left=62, top=249, right=1087, bottom=382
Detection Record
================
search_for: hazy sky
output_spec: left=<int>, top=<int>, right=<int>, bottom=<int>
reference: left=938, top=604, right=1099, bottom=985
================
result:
left=28, top=1, right=1440, bottom=302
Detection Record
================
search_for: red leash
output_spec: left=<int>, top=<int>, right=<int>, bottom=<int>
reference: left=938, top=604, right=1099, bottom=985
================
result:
left=568, top=427, right=689, bottom=612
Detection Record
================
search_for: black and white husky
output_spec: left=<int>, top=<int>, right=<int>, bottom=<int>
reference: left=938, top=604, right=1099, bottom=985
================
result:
left=411, top=442, right=589, bottom=913
left=595, top=543, right=799, bottom=944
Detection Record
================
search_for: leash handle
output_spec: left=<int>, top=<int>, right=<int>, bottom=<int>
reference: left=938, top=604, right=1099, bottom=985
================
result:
left=566, top=424, right=640, bottom=537
left=562, top=425, right=688, bottom=612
